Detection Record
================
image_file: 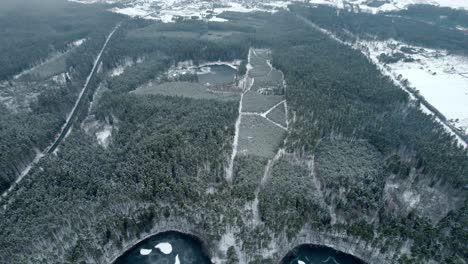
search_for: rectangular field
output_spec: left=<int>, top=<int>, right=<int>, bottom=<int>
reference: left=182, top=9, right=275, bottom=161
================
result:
left=237, top=115, right=285, bottom=158
left=266, top=102, right=287, bottom=127
left=242, top=91, right=283, bottom=113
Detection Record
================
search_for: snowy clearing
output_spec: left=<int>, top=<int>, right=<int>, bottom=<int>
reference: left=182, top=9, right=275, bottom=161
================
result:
left=308, top=0, right=468, bottom=13
left=70, top=0, right=468, bottom=21
left=360, top=39, right=468, bottom=134
left=296, top=15, right=467, bottom=147
left=70, top=0, right=293, bottom=23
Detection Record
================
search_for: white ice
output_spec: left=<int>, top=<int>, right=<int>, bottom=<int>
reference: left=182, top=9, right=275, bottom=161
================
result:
left=140, top=248, right=152, bottom=255
left=155, top=242, right=173, bottom=254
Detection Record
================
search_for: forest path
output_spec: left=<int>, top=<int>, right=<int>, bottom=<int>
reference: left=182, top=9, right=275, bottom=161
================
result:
left=227, top=48, right=290, bottom=183
left=243, top=48, right=290, bottom=226
left=226, top=49, right=255, bottom=183
left=47, top=23, right=121, bottom=154
left=1, top=23, right=121, bottom=203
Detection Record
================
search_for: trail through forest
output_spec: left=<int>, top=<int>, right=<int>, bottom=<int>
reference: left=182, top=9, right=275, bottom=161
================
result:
left=1, top=23, right=121, bottom=203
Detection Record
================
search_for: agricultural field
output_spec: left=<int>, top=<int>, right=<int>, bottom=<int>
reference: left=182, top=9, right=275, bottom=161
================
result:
left=266, top=101, right=287, bottom=127
left=237, top=115, right=285, bottom=158
left=233, top=48, right=288, bottom=161
left=242, top=91, right=283, bottom=113
left=133, top=81, right=240, bottom=101
left=248, top=50, right=271, bottom=78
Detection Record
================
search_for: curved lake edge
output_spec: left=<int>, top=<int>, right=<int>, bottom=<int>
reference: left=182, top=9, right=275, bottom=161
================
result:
left=105, top=219, right=393, bottom=264
left=280, top=244, right=366, bottom=264
left=105, top=220, right=215, bottom=264
left=113, top=230, right=212, bottom=263
left=273, top=228, right=396, bottom=264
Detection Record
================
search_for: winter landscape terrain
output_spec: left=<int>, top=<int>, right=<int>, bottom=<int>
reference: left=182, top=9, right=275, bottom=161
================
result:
left=0, top=0, right=467, bottom=264
left=66, top=0, right=468, bottom=140
left=70, top=0, right=468, bottom=20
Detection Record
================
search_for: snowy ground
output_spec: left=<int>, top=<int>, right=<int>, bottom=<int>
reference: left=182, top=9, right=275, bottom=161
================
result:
left=13, top=38, right=86, bottom=80
left=69, top=0, right=468, bottom=22
left=359, top=39, right=468, bottom=134
left=165, top=59, right=241, bottom=81
left=109, top=57, right=144, bottom=77
left=70, top=0, right=292, bottom=22
left=308, top=0, right=468, bottom=13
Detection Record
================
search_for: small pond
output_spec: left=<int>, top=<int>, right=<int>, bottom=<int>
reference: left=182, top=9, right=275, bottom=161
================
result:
left=197, top=64, right=237, bottom=86
left=114, top=231, right=212, bottom=264
left=280, top=244, right=366, bottom=264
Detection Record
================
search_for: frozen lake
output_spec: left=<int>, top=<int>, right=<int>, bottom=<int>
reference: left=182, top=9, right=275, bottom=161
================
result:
left=197, top=65, right=237, bottom=86
left=281, top=244, right=365, bottom=264
left=114, top=231, right=211, bottom=264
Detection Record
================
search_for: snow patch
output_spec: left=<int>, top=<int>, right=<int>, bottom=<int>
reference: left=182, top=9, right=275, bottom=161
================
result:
left=209, top=16, right=228, bottom=22
left=72, top=38, right=86, bottom=47
left=155, top=242, right=172, bottom=254
left=52, top=73, right=68, bottom=85
left=308, top=0, right=468, bottom=13
left=71, top=0, right=293, bottom=23
left=402, top=190, right=421, bottom=208
left=218, top=231, right=236, bottom=253
left=110, top=58, right=139, bottom=77
left=96, top=125, right=113, bottom=148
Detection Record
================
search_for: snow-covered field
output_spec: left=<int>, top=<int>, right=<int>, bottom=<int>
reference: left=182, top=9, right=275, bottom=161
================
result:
left=69, top=0, right=468, bottom=22
left=70, top=0, right=293, bottom=23
left=308, top=0, right=468, bottom=13
left=360, top=40, right=468, bottom=134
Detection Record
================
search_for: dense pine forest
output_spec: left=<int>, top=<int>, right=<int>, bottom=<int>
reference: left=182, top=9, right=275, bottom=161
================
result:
left=0, top=3, right=467, bottom=264
left=289, top=4, right=468, bottom=55
left=0, top=0, right=122, bottom=193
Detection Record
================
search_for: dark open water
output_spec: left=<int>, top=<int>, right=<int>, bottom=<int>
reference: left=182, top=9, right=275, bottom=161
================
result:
left=280, top=244, right=366, bottom=264
left=115, top=232, right=365, bottom=264
left=114, top=231, right=211, bottom=264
